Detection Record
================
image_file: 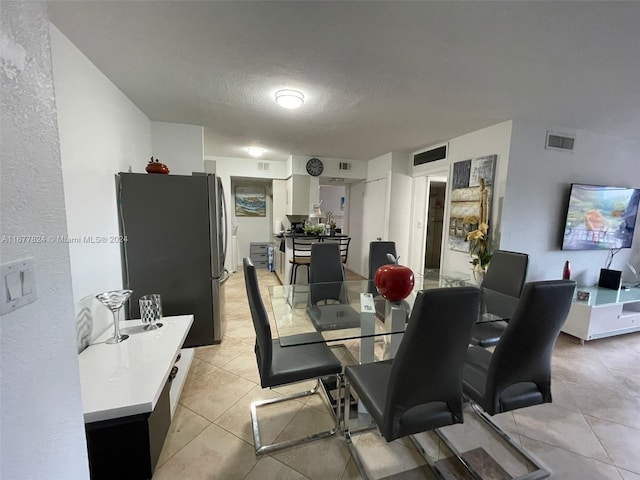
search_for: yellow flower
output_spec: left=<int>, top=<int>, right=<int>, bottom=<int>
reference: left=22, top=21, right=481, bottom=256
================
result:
left=466, top=229, right=485, bottom=242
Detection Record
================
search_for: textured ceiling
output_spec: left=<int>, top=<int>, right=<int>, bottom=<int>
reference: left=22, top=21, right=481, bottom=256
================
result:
left=48, top=1, right=640, bottom=161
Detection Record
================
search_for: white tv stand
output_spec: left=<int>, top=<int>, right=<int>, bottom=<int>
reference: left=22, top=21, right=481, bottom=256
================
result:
left=562, top=286, right=640, bottom=344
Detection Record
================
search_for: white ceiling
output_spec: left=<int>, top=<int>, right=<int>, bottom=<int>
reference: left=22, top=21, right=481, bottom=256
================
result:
left=48, top=1, right=640, bottom=162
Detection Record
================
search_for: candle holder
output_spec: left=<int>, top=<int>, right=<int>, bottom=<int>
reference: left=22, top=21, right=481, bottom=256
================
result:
left=139, top=294, right=163, bottom=330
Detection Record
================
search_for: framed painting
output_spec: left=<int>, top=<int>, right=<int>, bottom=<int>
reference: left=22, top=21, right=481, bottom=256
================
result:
left=235, top=186, right=266, bottom=217
left=448, top=155, right=497, bottom=252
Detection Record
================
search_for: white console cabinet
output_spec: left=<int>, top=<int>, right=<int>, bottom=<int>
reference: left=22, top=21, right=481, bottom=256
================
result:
left=562, top=287, right=640, bottom=343
left=79, top=315, right=194, bottom=479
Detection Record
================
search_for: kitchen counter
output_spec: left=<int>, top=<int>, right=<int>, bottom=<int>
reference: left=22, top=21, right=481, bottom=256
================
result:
left=275, top=233, right=348, bottom=285
left=275, top=232, right=348, bottom=238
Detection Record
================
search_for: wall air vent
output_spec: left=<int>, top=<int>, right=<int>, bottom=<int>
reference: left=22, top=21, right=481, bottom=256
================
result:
left=545, top=131, right=575, bottom=152
left=414, top=144, right=447, bottom=166
left=338, top=162, right=352, bottom=171
left=257, top=161, right=270, bottom=171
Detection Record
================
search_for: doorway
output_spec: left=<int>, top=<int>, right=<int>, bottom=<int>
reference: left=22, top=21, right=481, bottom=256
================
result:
left=319, top=184, right=347, bottom=232
left=424, top=182, right=446, bottom=276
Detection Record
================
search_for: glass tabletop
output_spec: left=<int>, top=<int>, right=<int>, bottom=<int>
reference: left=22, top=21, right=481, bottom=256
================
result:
left=572, top=285, right=640, bottom=306
left=268, top=272, right=483, bottom=347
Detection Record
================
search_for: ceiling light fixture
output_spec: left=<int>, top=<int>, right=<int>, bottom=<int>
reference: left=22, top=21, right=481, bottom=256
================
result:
left=275, top=89, right=304, bottom=109
left=247, top=147, right=265, bottom=157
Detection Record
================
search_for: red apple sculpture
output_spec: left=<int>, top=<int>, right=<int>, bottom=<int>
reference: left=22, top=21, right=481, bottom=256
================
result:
left=374, top=254, right=415, bottom=302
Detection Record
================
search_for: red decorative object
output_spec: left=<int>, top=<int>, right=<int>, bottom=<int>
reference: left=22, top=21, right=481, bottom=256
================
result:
left=146, top=157, right=170, bottom=174
left=562, top=261, right=571, bottom=280
left=374, top=257, right=415, bottom=302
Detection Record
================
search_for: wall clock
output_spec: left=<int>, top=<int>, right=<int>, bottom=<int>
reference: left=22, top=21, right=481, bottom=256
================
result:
left=306, top=158, right=324, bottom=176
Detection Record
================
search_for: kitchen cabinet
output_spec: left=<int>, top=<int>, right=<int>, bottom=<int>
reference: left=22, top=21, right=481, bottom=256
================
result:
left=286, top=174, right=311, bottom=215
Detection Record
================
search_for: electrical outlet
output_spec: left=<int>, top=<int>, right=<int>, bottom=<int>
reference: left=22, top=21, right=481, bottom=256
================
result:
left=1, top=258, right=37, bottom=315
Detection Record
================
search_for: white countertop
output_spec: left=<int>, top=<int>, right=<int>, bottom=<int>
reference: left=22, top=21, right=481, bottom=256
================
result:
left=79, top=315, right=193, bottom=423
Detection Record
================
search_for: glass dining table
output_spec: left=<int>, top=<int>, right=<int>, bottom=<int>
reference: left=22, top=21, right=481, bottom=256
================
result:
left=268, top=272, right=481, bottom=361
left=268, top=274, right=546, bottom=479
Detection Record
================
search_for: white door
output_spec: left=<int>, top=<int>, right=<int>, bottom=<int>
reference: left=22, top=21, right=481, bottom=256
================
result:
left=409, top=176, right=428, bottom=277
left=386, top=171, right=413, bottom=264
left=348, top=181, right=366, bottom=276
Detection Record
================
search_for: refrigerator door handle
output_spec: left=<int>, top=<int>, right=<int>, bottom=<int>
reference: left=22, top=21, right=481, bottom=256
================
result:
left=220, top=178, right=228, bottom=267
left=220, top=269, right=230, bottom=284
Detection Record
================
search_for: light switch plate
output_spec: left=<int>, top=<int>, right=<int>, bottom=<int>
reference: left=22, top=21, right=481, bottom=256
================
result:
left=1, top=258, right=37, bottom=315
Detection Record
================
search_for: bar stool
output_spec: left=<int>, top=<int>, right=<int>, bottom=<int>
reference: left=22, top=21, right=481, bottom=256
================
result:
left=323, top=236, right=351, bottom=266
left=289, top=236, right=317, bottom=284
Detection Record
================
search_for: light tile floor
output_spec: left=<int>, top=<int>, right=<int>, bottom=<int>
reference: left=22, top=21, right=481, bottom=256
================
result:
left=153, top=268, right=640, bottom=480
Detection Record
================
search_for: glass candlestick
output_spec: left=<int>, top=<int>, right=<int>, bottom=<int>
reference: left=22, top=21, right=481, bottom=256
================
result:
left=96, top=290, right=133, bottom=344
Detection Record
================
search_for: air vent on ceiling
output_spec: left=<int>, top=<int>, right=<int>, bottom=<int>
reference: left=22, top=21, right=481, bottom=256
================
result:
left=257, top=161, right=270, bottom=171
left=545, top=131, right=575, bottom=152
left=414, top=144, right=447, bottom=166
left=338, top=162, right=352, bottom=171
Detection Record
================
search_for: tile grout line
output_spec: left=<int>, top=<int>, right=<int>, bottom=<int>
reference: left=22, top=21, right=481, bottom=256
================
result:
left=582, top=412, right=639, bottom=470
left=517, top=431, right=617, bottom=470
left=154, top=404, right=213, bottom=474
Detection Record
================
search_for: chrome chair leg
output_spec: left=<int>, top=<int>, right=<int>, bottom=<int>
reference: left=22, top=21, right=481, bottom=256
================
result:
left=407, top=434, right=462, bottom=480
left=431, top=401, right=550, bottom=480
left=344, top=380, right=373, bottom=480
left=250, top=375, right=340, bottom=455
left=468, top=401, right=550, bottom=479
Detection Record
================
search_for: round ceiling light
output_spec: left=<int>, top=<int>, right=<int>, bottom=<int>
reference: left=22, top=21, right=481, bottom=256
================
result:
left=275, top=89, right=304, bottom=109
left=247, top=147, right=265, bottom=157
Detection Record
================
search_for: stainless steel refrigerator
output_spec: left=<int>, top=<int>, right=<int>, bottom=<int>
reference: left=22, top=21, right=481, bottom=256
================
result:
left=117, top=172, right=229, bottom=346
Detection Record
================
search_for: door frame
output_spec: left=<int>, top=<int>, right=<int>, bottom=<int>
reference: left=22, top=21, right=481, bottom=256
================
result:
left=409, top=168, right=449, bottom=279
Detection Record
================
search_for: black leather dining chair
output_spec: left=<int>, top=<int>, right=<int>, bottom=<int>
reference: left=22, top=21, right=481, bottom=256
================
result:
left=470, top=249, right=529, bottom=347
left=243, top=258, right=343, bottom=455
left=343, top=287, right=481, bottom=477
left=307, top=243, right=361, bottom=331
left=367, top=241, right=397, bottom=296
left=457, top=280, right=576, bottom=477
left=367, top=241, right=411, bottom=323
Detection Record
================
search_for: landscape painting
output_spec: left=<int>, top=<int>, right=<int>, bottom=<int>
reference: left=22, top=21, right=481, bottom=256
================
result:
left=448, top=155, right=497, bottom=252
left=235, top=186, right=266, bottom=217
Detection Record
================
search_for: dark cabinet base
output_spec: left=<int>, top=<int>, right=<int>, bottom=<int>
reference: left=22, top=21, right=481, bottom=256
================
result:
left=85, top=379, right=172, bottom=480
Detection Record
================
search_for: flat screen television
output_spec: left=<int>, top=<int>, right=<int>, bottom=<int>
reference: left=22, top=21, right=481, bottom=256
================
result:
left=562, top=184, right=640, bottom=250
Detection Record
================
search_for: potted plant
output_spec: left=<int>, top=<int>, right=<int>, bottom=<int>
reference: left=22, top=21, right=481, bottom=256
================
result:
left=326, top=211, right=337, bottom=235
left=464, top=216, right=492, bottom=282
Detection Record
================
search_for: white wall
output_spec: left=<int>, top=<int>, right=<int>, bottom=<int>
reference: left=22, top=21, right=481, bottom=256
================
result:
left=502, top=120, right=640, bottom=285
left=205, top=156, right=289, bottom=270
left=51, top=25, right=152, bottom=345
left=151, top=121, right=204, bottom=175
left=411, top=121, right=513, bottom=276
left=367, top=152, right=394, bottom=181
left=347, top=180, right=367, bottom=275
left=230, top=178, right=273, bottom=263
left=445, top=121, right=513, bottom=274
left=386, top=171, right=413, bottom=264
left=290, top=154, right=367, bottom=181
left=1, top=3, right=89, bottom=478
left=348, top=152, right=412, bottom=278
